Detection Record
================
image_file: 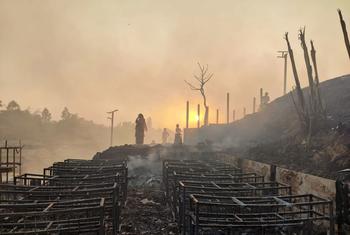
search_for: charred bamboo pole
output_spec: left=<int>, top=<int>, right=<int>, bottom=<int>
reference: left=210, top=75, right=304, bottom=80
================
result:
left=253, top=97, right=256, bottom=113
left=310, top=41, right=320, bottom=87
left=284, top=32, right=306, bottom=115
left=299, top=28, right=316, bottom=113
left=216, top=109, right=219, bottom=124
left=206, top=106, right=209, bottom=125
left=197, top=104, right=200, bottom=128
left=226, top=93, right=230, bottom=124
left=186, top=101, right=189, bottom=129
left=310, top=40, right=325, bottom=115
left=338, top=9, right=350, bottom=60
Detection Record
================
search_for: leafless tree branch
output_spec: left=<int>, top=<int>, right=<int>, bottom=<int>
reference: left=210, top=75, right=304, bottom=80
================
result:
left=184, top=80, right=200, bottom=90
left=185, top=62, right=214, bottom=126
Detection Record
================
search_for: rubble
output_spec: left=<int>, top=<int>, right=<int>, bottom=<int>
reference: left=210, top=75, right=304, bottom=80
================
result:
left=119, top=152, right=179, bottom=234
left=120, top=187, right=178, bottom=235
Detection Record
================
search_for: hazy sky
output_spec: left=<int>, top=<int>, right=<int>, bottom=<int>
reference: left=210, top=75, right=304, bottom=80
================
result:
left=0, top=0, right=349, bottom=129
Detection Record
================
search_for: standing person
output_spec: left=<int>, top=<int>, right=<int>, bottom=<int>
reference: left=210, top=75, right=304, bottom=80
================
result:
left=174, top=124, right=182, bottom=145
left=162, top=128, right=169, bottom=144
left=260, top=92, right=270, bottom=110
left=135, top=113, right=147, bottom=144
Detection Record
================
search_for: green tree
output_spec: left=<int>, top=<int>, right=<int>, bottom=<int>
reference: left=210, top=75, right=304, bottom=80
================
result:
left=7, top=100, right=20, bottom=111
left=61, top=107, right=72, bottom=120
left=41, top=108, right=52, bottom=122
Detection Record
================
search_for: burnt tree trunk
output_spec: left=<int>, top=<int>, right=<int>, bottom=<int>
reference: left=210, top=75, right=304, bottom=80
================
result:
left=310, top=40, right=325, bottom=116
left=338, top=9, right=350, bottom=60
left=299, top=29, right=317, bottom=114
left=285, top=32, right=308, bottom=130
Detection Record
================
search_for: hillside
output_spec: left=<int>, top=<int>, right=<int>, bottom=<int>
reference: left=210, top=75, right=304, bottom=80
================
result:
left=191, top=74, right=350, bottom=179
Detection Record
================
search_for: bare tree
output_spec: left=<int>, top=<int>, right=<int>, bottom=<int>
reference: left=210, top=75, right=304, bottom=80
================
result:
left=185, top=62, right=213, bottom=126
left=338, top=9, right=350, bottom=60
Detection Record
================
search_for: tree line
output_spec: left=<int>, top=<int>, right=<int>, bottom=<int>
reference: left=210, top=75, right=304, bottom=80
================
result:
left=0, top=100, right=137, bottom=147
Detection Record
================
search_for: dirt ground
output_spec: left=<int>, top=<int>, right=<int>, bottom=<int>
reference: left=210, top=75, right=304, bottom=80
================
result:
left=120, top=186, right=178, bottom=235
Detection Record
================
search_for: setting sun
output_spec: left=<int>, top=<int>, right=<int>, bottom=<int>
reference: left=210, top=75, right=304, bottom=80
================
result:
left=194, top=115, right=199, bottom=122
left=189, top=111, right=200, bottom=126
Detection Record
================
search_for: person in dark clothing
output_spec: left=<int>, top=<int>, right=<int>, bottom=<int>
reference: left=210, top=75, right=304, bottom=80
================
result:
left=135, top=113, right=147, bottom=144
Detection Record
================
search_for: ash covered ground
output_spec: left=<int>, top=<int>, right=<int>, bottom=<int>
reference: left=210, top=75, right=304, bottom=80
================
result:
left=97, top=146, right=179, bottom=234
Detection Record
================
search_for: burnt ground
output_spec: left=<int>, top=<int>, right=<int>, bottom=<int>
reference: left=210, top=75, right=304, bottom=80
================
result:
left=119, top=154, right=179, bottom=235
left=120, top=186, right=178, bottom=235
left=229, top=128, right=350, bottom=179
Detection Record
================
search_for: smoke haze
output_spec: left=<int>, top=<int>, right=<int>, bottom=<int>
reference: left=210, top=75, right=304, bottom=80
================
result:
left=0, top=0, right=349, bottom=129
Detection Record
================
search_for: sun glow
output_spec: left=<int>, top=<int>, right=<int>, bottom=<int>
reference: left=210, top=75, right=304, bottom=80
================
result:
left=189, top=111, right=200, bottom=124
left=195, top=115, right=199, bottom=121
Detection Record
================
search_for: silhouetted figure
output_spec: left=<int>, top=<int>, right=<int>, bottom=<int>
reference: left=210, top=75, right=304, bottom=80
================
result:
left=135, top=113, right=147, bottom=144
left=260, top=92, right=270, bottom=109
left=162, top=128, right=169, bottom=144
left=174, top=124, right=182, bottom=145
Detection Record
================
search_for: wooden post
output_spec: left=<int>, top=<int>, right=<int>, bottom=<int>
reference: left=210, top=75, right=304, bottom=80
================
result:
left=19, top=140, right=22, bottom=176
left=186, top=101, right=189, bottom=129
left=107, top=109, right=118, bottom=147
left=110, top=112, right=114, bottom=146
left=278, top=51, right=288, bottom=95
left=12, top=148, right=15, bottom=181
left=197, top=104, right=200, bottom=128
left=226, top=93, right=230, bottom=124
left=6, top=140, right=9, bottom=183
left=253, top=97, right=256, bottom=113
left=243, top=107, right=246, bottom=117
left=283, top=53, right=288, bottom=95
left=216, top=109, right=219, bottom=124
left=0, top=145, right=2, bottom=183
left=206, top=106, right=209, bottom=125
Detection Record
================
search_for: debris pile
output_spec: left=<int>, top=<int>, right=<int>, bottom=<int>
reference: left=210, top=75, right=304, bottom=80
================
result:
left=119, top=152, right=178, bottom=234
left=120, top=187, right=178, bottom=235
